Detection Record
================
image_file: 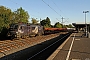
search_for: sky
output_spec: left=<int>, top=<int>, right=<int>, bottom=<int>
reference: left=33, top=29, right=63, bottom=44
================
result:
left=0, top=0, right=90, bottom=25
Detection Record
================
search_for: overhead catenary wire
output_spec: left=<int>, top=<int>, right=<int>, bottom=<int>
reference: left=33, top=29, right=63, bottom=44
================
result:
left=42, top=0, right=62, bottom=17
left=8, top=0, right=69, bottom=24
left=42, top=0, right=69, bottom=24
left=51, top=0, right=66, bottom=17
left=51, top=0, right=69, bottom=24
left=9, top=0, right=62, bottom=20
left=56, top=18, right=61, bottom=23
left=52, top=0, right=62, bottom=12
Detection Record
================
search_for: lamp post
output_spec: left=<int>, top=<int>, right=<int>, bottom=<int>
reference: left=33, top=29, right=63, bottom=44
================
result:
left=83, top=11, right=89, bottom=37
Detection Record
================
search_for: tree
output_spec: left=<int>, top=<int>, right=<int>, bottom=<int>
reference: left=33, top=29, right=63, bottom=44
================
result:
left=46, top=17, right=51, bottom=26
left=0, top=6, right=30, bottom=37
left=14, top=7, right=29, bottom=23
left=0, top=6, right=13, bottom=30
left=68, top=24, right=73, bottom=28
left=0, top=6, right=14, bottom=37
left=44, top=24, right=49, bottom=28
left=63, top=25, right=67, bottom=28
left=31, top=18, right=38, bottom=24
left=40, top=19, right=46, bottom=26
left=54, top=22, right=62, bottom=28
left=65, top=24, right=73, bottom=28
left=40, top=17, right=51, bottom=28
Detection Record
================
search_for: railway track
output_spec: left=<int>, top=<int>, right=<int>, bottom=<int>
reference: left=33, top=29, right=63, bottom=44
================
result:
left=27, top=32, right=71, bottom=60
left=0, top=33, right=62, bottom=59
left=0, top=32, right=71, bottom=60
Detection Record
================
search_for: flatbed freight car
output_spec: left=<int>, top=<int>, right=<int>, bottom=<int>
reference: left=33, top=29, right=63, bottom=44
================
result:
left=44, top=28, right=67, bottom=34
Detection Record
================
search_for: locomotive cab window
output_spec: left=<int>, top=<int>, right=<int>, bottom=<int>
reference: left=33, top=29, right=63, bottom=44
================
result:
left=14, top=25, right=18, bottom=29
left=9, top=24, right=18, bottom=30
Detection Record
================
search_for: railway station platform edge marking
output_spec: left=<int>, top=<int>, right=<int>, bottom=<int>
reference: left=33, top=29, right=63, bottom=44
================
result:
left=47, top=33, right=74, bottom=60
left=66, top=33, right=76, bottom=60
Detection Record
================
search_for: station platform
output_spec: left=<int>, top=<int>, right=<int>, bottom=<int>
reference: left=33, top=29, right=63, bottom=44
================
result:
left=48, top=32, right=90, bottom=60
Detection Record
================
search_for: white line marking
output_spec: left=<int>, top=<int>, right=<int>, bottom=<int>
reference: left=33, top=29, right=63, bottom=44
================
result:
left=66, top=33, right=76, bottom=60
left=75, top=39, right=80, bottom=41
left=72, top=59, right=81, bottom=60
left=47, top=33, right=72, bottom=60
left=27, top=33, right=70, bottom=60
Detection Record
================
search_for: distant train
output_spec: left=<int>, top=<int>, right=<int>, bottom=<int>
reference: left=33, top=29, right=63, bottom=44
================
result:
left=7, top=23, right=68, bottom=40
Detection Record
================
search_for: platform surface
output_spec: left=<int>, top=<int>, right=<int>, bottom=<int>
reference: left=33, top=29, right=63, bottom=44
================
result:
left=53, top=32, right=90, bottom=60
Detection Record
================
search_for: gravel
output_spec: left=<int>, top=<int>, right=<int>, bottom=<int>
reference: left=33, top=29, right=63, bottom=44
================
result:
left=0, top=33, right=64, bottom=58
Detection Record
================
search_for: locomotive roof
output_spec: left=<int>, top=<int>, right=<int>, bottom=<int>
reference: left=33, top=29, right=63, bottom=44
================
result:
left=10, top=23, right=42, bottom=27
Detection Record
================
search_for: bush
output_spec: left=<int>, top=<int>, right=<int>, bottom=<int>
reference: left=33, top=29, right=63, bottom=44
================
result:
left=0, top=27, right=8, bottom=38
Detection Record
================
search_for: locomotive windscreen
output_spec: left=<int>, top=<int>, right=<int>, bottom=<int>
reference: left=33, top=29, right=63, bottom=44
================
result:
left=9, top=24, right=18, bottom=31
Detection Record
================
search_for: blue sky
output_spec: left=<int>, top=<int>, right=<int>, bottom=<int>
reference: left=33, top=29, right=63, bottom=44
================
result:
left=0, top=0, right=90, bottom=25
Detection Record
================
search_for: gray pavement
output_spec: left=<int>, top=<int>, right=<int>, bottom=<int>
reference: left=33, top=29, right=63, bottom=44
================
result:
left=53, top=32, right=90, bottom=60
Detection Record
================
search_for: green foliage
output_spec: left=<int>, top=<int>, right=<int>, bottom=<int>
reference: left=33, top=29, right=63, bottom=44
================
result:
left=46, top=17, right=51, bottom=26
left=0, top=6, right=12, bottom=31
left=68, top=24, right=73, bottom=28
left=0, top=6, right=30, bottom=35
left=14, top=7, right=29, bottom=23
left=40, top=19, right=46, bottom=26
left=66, top=24, right=73, bottom=28
left=50, top=25, right=54, bottom=27
left=54, top=22, right=62, bottom=28
left=63, top=25, right=66, bottom=28
left=40, top=17, right=51, bottom=28
left=44, top=24, right=49, bottom=28
left=0, top=27, right=8, bottom=37
left=31, top=18, right=38, bottom=24
left=64, top=24, right=73, bottom=28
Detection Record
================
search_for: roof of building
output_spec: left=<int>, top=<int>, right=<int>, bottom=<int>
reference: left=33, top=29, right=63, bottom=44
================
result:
left=72, top=23, right=90, bottom=28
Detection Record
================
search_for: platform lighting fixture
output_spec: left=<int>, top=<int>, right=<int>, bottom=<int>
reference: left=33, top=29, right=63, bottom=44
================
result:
left=83, top=11, right=89, bottom=37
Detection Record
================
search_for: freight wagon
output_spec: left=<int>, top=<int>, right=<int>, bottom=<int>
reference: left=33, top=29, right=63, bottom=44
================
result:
left=44, top=28, right=67, bottom=34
